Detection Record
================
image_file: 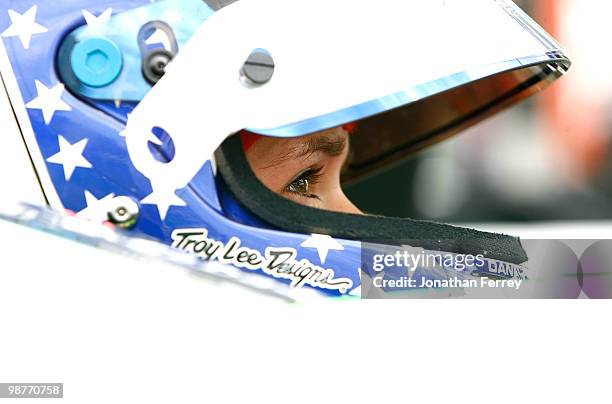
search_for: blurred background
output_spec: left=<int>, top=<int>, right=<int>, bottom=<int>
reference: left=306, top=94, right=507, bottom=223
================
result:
left=347, top=0, right=612, bottom=224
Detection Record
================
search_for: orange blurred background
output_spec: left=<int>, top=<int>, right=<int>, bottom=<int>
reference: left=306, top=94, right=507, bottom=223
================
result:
left=347, top=0, right=612, bottom=223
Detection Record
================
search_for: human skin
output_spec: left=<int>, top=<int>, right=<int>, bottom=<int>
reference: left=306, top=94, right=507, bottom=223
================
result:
left=244, top=126, right=362, bottom=214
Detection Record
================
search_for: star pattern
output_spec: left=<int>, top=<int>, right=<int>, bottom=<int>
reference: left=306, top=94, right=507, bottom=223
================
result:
left=349, top=267, right=362, bottom=296
left=2, top=0, right=360, bottom=298
left=78, top=191, right=116, bottom=223
left=300, top=234, right=345, bottom=264
left=26, top=81, right=71, bottom=125
left=81, top=8, right=112, bottom=29
left=46, top=135, right=92, bottom=181
left=141, top=188, right=186, bottom=221
left=1, top=6, right=48, bottom=49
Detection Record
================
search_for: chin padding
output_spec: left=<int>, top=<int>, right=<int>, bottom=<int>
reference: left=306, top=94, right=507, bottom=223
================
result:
left=215, top=134, right=528, bottom=264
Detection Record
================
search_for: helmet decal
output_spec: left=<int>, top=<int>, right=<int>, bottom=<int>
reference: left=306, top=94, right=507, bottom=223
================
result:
left=0, top=0, right=570, bottom=297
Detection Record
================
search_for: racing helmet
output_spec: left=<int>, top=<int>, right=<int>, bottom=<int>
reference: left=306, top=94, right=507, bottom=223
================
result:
left=0, top=0, right=570, bottom=296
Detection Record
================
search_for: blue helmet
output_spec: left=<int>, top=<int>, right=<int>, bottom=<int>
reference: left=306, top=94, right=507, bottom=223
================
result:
left=0, top=0, right=570, bottom=296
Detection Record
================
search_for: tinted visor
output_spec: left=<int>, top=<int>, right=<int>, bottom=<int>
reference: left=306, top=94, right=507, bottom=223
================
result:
left=344, top=56, right=569, bottom=182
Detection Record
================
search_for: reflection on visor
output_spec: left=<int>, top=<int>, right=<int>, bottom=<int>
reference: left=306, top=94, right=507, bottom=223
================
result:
left=343, top=58, right=569, bottom=183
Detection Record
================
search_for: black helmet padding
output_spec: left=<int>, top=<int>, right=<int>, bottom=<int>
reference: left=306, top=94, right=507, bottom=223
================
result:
left=216, top=134, right=528, bottom=264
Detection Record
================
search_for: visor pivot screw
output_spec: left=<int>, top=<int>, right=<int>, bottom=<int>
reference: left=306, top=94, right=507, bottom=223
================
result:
left=107, top=196, right=140, bottom=229
left=241, top=49, right=274, bottom=86
left=143, top=49, right=173, bottom=85
left=70, top=37, right=123, bottom=88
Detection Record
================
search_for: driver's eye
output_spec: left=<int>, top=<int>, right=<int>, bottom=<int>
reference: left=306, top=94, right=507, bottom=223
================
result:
left=288, top=177, right=310, bottom=195
left=285, top=166, right=323, bottom=199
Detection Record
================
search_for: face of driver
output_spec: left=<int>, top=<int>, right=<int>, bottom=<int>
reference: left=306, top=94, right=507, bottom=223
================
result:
left=243, top=126, right=362, bottom=214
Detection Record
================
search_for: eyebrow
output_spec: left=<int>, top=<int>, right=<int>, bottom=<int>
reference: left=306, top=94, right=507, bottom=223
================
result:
left=259, top=133, right=348, bottom=170
left=294, top=134, right=347, bottom=158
